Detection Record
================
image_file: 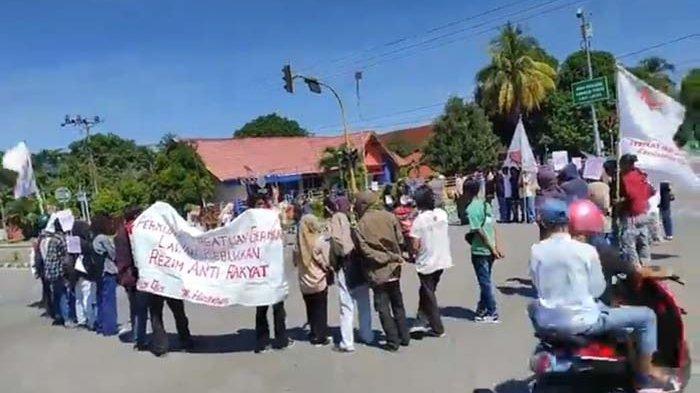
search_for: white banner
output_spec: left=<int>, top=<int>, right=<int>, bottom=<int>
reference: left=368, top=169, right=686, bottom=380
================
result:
left=617, top=65, right=699, bottom=189
left=2, top=141, right=39, bottom=199
left=132, top=202, right=288, bottom=307
left=503, top=118, right=538, bottom=171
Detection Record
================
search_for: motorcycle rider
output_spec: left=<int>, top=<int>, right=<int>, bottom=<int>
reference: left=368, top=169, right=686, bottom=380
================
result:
left=529, top=198, right=677, bottom=392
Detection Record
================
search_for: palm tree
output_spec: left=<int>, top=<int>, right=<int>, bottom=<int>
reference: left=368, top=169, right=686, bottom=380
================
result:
left=631, top=56, right=676, bottom=94
left=476, top=23, right=557, bottom=120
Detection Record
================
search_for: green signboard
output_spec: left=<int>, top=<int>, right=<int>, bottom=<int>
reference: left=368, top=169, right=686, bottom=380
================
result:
left=572, top=77, right=609, bottom=105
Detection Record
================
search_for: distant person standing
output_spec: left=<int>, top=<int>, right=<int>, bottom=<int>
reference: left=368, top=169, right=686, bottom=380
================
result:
left=498, top=167, right=512, bottom=223
left=92, top=215, right=119, bottom=336
left=508, top=167, right=522, bottom=222
left=521, top=170, right=539, bottom=224
left=559, top=163, right=589, bottom=201
left=407, top=186, right=452, bottom=337
left=464, top=179, right=504, bottom=323
left=659, top=182, right=674, bottom=240
left=43, top=218, right=72, bottom=327
left=353, top=191, right=410, bottom=351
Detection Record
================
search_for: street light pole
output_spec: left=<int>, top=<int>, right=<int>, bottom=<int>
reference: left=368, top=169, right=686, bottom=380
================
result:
left=315, top=80, right=357, bottom=193
left=578, top=8, right=602, bottom=156
left=62, top=115, right=102, bottom=195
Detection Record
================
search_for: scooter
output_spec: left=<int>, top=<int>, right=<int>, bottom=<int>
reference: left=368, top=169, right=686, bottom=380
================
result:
left=529, top=274, right=691, bottom=392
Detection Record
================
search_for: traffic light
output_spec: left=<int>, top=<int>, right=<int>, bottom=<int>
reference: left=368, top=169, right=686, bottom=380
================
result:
left=282, top=64, right=294, bottom=93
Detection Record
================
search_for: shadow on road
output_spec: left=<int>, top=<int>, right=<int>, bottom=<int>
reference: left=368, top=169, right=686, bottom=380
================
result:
left=651, top=252, right=679, bottom=260
left=440, top=306, right=476, bottom=321
left=497, top=278, right=537, bottom=299
left=473, top=376, right=533, bottom=393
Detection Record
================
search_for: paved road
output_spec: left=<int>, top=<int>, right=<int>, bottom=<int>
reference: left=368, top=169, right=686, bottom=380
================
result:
left=1, top=197, right=698, bottom=393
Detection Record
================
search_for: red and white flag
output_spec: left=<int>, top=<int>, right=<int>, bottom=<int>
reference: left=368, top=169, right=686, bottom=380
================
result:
left=503, top=117, right=537, bottom=171
left=616, top=65, right=699, bottom=188
left=2, top=142, right=39, bottom=199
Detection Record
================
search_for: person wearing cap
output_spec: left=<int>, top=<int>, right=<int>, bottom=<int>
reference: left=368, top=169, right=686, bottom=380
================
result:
left=618, top=154, right=654, bottom=267
left=529, top=198, right=675, bottom=391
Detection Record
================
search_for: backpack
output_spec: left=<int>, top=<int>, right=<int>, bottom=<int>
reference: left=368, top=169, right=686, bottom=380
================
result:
left=81, top=238, right=105, bottom=281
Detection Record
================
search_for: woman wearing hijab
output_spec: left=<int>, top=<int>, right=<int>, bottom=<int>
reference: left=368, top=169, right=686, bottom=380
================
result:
left=326, top=196, right=373, bottom=353
left=296, top=214, right=332, bottom=346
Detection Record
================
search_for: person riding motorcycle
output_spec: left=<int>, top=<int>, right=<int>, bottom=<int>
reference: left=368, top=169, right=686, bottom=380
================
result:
left=529, top=198, right=678, bottom=392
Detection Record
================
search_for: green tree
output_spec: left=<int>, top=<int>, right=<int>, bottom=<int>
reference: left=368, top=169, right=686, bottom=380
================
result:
left=677, top=68, right=700, bottom=147
left=150, top=137, right=215, bottom=210
left=423, top=97, right=501, bottom=175
left=631, top=56, right=676, bottom=95
left=384, top=139, right=415, bottom=157
left=318, top=146, right=367, bottom=191
left=476, top=23, right=557, bottom=120
left=234, top=113, right=309, bottom=138
left=557, top=50, right=617, bottom=92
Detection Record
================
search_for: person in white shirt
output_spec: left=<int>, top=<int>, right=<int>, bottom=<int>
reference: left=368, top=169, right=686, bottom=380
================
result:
left=408, top=185, right=453, bottom=337
left=529, top=198, right=672, bottom=391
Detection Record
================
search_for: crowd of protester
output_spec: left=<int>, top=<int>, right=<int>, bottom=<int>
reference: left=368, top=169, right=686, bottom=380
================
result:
left=27, top=152, right=676, bottom=371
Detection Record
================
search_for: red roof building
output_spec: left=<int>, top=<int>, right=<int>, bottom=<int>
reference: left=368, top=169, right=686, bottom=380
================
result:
left=187, top=132, right=402, bottom=201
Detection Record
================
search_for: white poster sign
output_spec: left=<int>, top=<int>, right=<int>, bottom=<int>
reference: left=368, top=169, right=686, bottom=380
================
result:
left=131, top=202, right=288, bottom=307
left=583, top=157, right=605, bottom=180
left=552, top=151, right=569, bottom=171
left=572, top=157, right=583, bottom=170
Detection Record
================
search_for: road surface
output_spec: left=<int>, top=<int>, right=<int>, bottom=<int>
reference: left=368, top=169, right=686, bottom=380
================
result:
left=1, top=196, right=698, bottom=393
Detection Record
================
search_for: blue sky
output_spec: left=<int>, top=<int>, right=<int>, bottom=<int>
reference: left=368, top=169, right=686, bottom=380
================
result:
left=1, top=0, right=698, bottom=151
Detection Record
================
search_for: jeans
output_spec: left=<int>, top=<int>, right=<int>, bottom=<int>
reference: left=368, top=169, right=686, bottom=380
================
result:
left=126, top=288, right=150, bottom=346
left=255, top=301, right=287, bottom=348
left=584, top=305, right=657, bottom=356
left=525, top=196, right=536, bottom=223
left=472, top=254, right=496, bottom=315
left=497, top=196, right=509, bottom=222
left=49, top=279, right=70, bottom=324
left=96, top=274, right=118, bottom=336
left=303, top=288, right=329, bottom=343
left=67, top=283, right=76, bottom=323
left=660, top=208, right=673, bottom=237
left=647, top=211, right=662, bottom=242
left=620, top=216, right=651, bottom=266
left=415, top=270, right=445, bottom=334
left=337, top=269, right=372, bottom=350
left=149, top=295, right=192, bottom=354
left=74, top=277, right=96, bottom=329
left=508, top=198, right=522, bottom=222
left=372, top=280, right=410, bottom=348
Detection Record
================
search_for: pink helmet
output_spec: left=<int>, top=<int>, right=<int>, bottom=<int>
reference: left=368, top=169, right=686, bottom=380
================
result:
left=568, top=199, right=605, bottom=235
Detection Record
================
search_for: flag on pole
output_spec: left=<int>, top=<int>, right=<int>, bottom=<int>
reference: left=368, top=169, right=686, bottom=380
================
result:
left=503, top=117, right=537, bottom=171
left=616, top=65, right=699, bottom=188
left=2, top=142, right=39, bottom=199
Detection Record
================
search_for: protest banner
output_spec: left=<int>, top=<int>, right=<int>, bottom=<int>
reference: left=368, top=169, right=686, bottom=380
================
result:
left=572, top=157, right=583, bottom=170
left=552, top=151, right=569, bottom=171
left=131, top=202, right=288, bottom=307
left=617, top=65, right=699, bottom=188
left=583, top=157, right=605, bottom=180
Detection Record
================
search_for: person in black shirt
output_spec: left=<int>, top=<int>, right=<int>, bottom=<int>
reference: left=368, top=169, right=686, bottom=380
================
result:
left=658, top=182, right=674, bottom=240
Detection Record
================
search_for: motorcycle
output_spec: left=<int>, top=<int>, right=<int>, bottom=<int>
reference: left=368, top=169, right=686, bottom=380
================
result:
left=529, top=274, right=691, bottom=392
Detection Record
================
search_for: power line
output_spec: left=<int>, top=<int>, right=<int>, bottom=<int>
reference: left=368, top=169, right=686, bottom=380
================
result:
left=314, top=102, right=445, bottom=131
left=318, top=0, right=581, bottom=81
left=295, top=0, right=538, bottom=76
left=617, top=33, right=699, bottom=59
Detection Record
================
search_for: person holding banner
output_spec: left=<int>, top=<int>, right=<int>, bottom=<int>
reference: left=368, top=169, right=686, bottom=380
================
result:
left=295, top=214, right=332, bottom=347
left=252, top=193, right=293, bottom=353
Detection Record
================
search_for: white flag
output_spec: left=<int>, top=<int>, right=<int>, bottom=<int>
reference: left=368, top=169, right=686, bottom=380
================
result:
left=617, top=65, right=699, bottom=188
left=2, top=142, right=39, bottom=199
left=503, top=118, right=537, bottom=171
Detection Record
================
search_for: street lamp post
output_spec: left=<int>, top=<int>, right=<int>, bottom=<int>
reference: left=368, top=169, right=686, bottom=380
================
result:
left=61, top=115, right=102, bottom=195
left=577, top=8, right=602, bottom=156
left=282, top=64, right=358, bottom=192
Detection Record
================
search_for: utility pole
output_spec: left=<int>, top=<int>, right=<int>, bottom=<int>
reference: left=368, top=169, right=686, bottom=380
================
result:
left=577, top=8, right=602, bottom=157
left=61, top=115, right=102, bottom=195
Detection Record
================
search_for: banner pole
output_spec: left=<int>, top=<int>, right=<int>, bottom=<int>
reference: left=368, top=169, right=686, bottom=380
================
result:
left=614, top=64, right=623, bottom=243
